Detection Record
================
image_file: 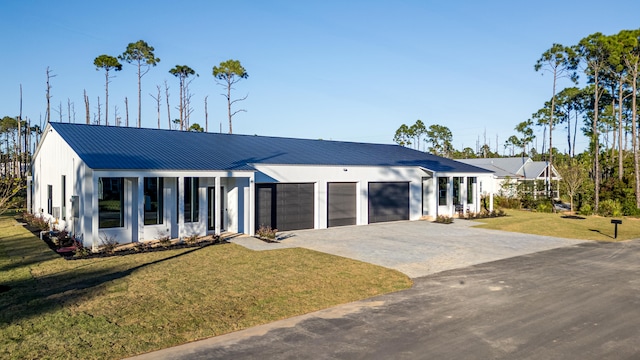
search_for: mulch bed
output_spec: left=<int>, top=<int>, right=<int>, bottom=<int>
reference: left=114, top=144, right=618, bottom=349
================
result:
left=17, top=218, right=227, bottom=260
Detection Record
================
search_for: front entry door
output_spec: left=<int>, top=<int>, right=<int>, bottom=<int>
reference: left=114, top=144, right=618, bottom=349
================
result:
left=207, top=187, right=225, bottom=231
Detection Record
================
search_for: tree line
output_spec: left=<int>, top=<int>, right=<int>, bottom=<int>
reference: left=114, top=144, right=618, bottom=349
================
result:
left=0, top=39, right=250, bottom=212
left=394, top=28, right=640, bottom=216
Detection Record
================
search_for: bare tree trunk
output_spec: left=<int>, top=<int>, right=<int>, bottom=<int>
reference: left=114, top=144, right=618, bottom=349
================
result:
left=125, top=97, right=129, bottom=127
left=610, top=96, right=616, bottom=168
left=548, top=69, right=557, bottom=198
left=96, top=97, right=101, bottom=125
left=184, top=78, right=194, bottom=131
left=18, top=84, right=23, bottom=179
left=156, top=85, right=161, bottom=129
left=137, top=61, right=142, bottom=128
left=105, top=69, right=110, bottom=126
left=179, top=76, right=184, bottom=131
left=46, top=67, right=54, bottom=124
left=57, top=102, right=64, bottom=122
left=67, top=98, right=72, bottom=123
left=618, top=81, right=624, bottom=180
left=164, top=81, right=171, bottom=129
left=204, top=96, right=208, bottom=132
left=593, top=76, right=601, bottom=213
left=84, top=89, right=90, bottom=124
left=227, top=81, right=232, bottom=134
left=632, top=67, right=640, bottom=208
left=113, top=106, right=119, bottom=126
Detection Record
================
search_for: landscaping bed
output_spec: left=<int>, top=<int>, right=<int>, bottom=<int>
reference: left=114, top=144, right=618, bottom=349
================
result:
left=16, top=212, right=226, bottom=259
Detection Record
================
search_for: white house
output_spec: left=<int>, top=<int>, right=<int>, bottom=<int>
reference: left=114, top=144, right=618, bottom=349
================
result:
left=458, top=157, right=561, bottom=199
left=30, top=123, right=494, bottom=250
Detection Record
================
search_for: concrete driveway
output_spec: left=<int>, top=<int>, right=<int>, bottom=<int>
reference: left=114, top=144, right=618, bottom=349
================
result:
left=231, top=220, right=585, bottom=278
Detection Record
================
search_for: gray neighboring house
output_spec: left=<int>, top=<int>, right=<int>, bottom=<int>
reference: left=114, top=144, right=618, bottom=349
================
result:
left=30, top=122, right=494, bottom=250
left=458, top=157, right=561, bottom=199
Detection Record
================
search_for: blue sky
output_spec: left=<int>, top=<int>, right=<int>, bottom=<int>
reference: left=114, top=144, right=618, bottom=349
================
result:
left=3, top=0, right=640, bottom=154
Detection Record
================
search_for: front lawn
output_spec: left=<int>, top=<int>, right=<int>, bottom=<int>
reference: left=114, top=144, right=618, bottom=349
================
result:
left=473, top=209, right=640, bottom=241
left=0, top=216, right=411, bottom=359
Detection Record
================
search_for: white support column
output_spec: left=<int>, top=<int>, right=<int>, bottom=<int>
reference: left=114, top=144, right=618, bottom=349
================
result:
left=91, top=175, right=99, bottom=252
left=137, top=177, right=144, bottom=242
left=249, top=175, right=255, bottom=236
left=461, top=177, right=467, bottom=214
left=361, top=181, right=368, bottom=225
left=178, top=176, right=185, bottom=240
left=215, top=176, right=221, bottom=235
left=315, top=181, right=326, bottom=229
left=448, top=177, right=454, bottom=217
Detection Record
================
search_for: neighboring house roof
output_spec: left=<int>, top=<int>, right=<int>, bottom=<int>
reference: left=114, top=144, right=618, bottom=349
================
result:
left=458, top=157, right=559, bottom=180
left=47, top=122, right=492, bottom=173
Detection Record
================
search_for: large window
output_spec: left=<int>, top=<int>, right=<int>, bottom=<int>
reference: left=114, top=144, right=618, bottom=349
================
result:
left=438, top=177, right=448, bottom=206
left=144, top=177, right=164, bottom=225
left=453, top=177, right=462, bottom=205
left=467, top=177, right=476, bottom=204
left=99, top=177, right=124, bottom=228
left=184, top=177, right=199, bottom=223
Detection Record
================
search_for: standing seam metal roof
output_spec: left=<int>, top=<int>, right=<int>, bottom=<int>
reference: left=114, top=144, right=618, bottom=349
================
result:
left=49, top=122, right=492, bottom=173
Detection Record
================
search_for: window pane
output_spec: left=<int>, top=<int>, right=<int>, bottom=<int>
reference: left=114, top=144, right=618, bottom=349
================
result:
left=184, top=177, right=192, bottom=222
left=453, top=177, right=461, bottom=205
left=467, top=177, right=475, bottom=204
left=144, top=177, right=163, bottom=225
left=184, top=177, right=199, bottom=223
left=438, top=177, right=448, bottom=206
left=99, top=177, right=124, bottom=228
left=192, top=178, right=199, bottom=222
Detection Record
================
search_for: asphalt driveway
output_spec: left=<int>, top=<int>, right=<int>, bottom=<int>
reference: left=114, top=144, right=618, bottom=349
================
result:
left=232, top=220, right=585, bottom=278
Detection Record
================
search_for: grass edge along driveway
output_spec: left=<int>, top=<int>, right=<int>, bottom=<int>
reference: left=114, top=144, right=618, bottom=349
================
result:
left=474, top=209, right=640, bottom=241
left=0, top=216, right=411, bottom=360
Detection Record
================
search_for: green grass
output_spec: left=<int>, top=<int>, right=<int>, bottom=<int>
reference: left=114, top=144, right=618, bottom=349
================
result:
left=473, top=209, right=640, bottom=241
left=0, top=216, right=411, bottom=359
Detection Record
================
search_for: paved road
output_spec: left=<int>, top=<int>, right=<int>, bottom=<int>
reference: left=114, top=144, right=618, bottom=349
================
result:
left=131, top=239, right=640, bottom=359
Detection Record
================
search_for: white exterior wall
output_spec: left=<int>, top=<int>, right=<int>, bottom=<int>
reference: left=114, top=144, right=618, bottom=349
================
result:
left=32, top=127, right=254, bottom=248
left=31, top=128, right=85, bottom=233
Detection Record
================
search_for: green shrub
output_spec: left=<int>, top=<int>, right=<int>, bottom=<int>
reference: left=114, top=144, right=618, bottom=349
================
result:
left=579, top=203, right=592, bottom=216
left=495, top=196, right=520, bottom=209
left=598, top=199, right=623, bottom=217
left=536, top=201, right=553, bottom=213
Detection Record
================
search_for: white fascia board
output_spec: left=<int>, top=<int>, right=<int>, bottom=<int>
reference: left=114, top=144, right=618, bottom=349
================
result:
left=89, top=169, right=255, bottom=178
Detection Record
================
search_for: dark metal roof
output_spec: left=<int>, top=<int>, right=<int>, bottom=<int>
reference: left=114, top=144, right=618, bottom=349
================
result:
left=49, top=122, right=491, bottom=173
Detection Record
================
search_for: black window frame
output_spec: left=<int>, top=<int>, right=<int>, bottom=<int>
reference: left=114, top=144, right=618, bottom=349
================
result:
left=438, top=177, right=448, bottom=206
left=184, top=177, right=199, bottom=223
left=98, top=177, right=124, bottom=229
left=144, top=177, right=164, bottom=225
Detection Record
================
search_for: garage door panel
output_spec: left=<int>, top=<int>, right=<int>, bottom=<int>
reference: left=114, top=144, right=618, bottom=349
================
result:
left=368, top=182, right=409, bottom=223
left=256, top=183, right=314, bottom=232
left=328, top=182, right=356, bottom=227
left=277, top=183, right=314, bottom=231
